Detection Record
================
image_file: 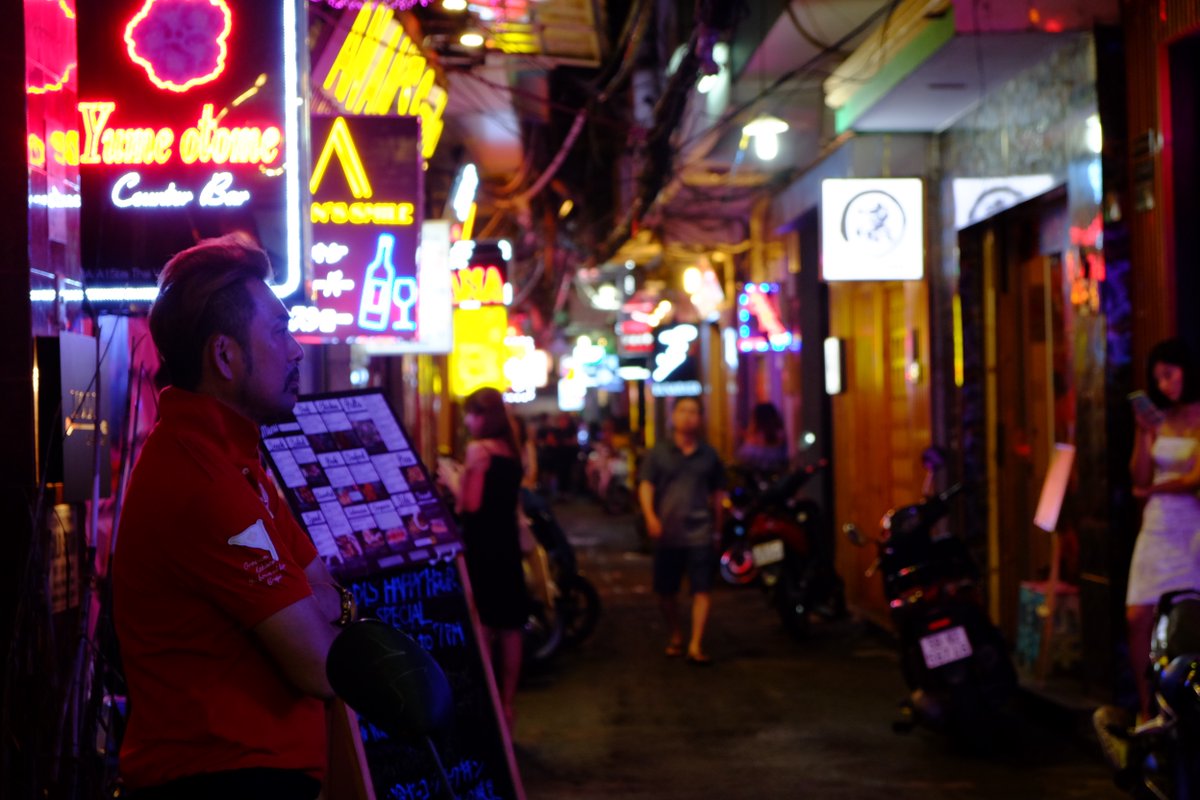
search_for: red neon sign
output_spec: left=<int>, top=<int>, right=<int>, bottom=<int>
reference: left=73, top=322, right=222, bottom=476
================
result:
left=78, top=101, right=281, bottom=166
left=124, top=0, right=232, bottom=93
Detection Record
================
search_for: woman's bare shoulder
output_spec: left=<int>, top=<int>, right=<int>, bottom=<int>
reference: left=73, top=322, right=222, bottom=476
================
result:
left=465, top=440, right=492, bottom=466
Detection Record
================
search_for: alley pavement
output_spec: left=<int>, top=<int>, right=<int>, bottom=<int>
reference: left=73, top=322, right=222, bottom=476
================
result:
left=512, top=496, right=1124, bottom=800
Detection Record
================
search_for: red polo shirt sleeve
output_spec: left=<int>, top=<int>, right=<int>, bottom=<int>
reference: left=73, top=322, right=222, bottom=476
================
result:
left=169, top=474, right=315, bottom=630
left=266, top=468, right=320, bottom=571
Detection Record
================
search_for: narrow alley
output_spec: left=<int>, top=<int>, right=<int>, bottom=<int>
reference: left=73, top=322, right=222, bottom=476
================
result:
left=514, top=498, right=1123, bottom=800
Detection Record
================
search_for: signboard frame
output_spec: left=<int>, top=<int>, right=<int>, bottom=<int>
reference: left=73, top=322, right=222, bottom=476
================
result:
left=259, top=389, right=525, bottom=800
left=75, top=0, right=305, bottom=300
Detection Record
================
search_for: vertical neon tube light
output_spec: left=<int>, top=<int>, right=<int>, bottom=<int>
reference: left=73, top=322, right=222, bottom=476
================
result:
left=274, top=0, right=302, bottom=298
left=952, top=293, right=964, bottom=388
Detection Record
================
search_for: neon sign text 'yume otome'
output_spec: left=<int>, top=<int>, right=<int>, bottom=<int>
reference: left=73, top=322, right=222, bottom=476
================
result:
left=78, top=102, right=282, bottom=166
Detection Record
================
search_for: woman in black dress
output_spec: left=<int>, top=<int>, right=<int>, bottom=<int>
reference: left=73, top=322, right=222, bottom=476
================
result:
left=439, top=387, right=527, bottom=729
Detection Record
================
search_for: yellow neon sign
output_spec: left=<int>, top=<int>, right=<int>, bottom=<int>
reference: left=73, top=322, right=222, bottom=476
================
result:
left=310, top=202, right=415, bottom=226
left=28, top=62, right=76, bottom=96
left=450, top=306, right=509, bottom=397
left=317, top=1, right=447, bottom=159
left=309, top=117, right=372, bottom=198
left=451, top=266, right=505, bottom=307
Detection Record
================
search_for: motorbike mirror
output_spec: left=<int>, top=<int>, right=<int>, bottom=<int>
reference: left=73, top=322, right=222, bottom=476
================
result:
left=843, top=522, right=866, bottom=547
left=921, top=446, right=947, bottom=472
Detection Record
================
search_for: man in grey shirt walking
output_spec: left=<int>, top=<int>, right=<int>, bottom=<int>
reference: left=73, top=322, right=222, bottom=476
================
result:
left=638, top=396, right=726, bottom=664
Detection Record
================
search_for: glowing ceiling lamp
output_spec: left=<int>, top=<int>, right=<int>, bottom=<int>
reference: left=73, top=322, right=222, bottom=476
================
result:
left=460, top=31, right=485, bottom=48
left=742, top=113, right=788, bottom=161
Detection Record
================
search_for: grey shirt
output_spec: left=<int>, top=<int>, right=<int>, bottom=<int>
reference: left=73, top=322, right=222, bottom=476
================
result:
left=640, top=439, right=725, bottom=547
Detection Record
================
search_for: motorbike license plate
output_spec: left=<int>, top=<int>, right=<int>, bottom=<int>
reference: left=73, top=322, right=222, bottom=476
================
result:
left=751, top=539, right=785, bottom=567
left=919, top=626, right=973, bottom=669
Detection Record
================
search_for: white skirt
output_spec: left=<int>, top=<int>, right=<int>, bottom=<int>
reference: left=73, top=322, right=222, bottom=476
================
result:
left=1126, top=493, right=1200, bottom=606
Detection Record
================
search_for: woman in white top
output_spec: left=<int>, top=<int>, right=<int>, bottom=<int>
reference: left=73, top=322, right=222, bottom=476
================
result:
left=1127, top=338, right=1200, bottom=719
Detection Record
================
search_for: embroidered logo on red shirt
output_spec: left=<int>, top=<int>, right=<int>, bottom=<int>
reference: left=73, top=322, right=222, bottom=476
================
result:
left=228, top=519, right=279, bottom=561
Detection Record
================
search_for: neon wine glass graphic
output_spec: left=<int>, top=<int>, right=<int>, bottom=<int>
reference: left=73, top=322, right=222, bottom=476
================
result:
left=357, top=234, right=417, bottom=333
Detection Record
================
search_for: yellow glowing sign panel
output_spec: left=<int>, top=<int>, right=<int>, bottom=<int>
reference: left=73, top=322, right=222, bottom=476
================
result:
left=316, top=1, right=447, bottom=159
left=450, top=306, right=509, bottom=397
left=309, top=116, right=373, bottom=198
left=308, top=116, right=415, bottom=227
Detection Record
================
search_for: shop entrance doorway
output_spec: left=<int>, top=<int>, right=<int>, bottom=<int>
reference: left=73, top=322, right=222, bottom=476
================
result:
left=961, top=190, right=1074, bottom=639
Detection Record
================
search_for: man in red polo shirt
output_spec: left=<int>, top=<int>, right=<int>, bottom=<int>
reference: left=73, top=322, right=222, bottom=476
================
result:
left=114, top=235, right=351, bottom=799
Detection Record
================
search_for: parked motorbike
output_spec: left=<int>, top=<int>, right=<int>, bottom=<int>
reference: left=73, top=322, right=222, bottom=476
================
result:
left=846, top=464, right=1016, bottom=743
left=719, top=461, right=845, bottom=640
left=1095, top=588, right=1200, bottom=800
left=520, top=489, right=602, bottom=667
left=585, top=443, right=635, bottom=515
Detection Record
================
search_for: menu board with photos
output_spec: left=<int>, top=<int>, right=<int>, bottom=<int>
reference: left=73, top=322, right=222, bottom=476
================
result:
left=260, top=389, right=461, bottom=579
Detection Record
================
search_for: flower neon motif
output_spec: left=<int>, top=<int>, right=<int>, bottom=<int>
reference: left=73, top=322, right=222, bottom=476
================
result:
left=124, top=0, right=232, bottom=93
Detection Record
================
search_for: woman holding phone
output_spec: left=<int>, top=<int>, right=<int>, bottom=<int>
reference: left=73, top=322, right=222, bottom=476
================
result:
left=438, top=387, right=528, bottom=730
left=1126, top=337, right=1200, bottom=720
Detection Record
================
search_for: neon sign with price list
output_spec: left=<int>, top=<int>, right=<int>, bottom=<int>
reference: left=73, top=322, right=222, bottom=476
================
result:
left=75, top=0, right=303, bottom=297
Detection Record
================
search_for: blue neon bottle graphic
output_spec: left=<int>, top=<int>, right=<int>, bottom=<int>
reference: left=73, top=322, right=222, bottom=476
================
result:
left=358, top=234, right=396, bottom=332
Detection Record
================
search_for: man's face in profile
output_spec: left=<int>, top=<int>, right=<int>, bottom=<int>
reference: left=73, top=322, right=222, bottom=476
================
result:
left=235, top=280, right=303, bottom=423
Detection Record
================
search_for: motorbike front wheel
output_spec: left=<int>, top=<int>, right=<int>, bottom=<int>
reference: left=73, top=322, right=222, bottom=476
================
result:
left=560, top=574, right=602, bottom=647
left=773, top=558, right=813, bottom=640
left=524, top=602, right=565, bottom=667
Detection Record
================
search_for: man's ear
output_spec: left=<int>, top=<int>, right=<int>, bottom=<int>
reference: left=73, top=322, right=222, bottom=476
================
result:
left=207, top=333, right=240, bottom=382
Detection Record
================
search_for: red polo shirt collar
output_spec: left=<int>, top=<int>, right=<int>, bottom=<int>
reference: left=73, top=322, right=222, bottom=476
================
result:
left=158, top=386, right=261, bottom=463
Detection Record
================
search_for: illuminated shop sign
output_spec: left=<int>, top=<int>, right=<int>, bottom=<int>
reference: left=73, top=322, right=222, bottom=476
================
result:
left=295, top=114, right=423, bottom=343
left=356, top=220, right=454, bottom=355
left=617, top=296, right=671, bottom=357
left=312, top=0, right=448, bottom=159
left=448, top=163, right=478, bottom=241
left=448, top=240, right=511, bottom=396
left=951, top=175, right=1057, bottom=230
left=450, top=306, right=509, bottom=398
left=821, top=178, right=923, bottom=282
left=502, top=335, right=549, bottom=404
left=76, top=0, right=303, bottom=297
left=26, top=0, right=80, bottom=301
left=650, top=323, right=702, bottom=398
left=736, top=283, right=799, bottom=353
left=450, top=241, right=509, bottom=310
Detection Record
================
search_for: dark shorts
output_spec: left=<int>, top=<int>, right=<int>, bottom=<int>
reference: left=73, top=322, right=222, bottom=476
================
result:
left=653, top=544, right=716, bottom=596
left=125, top=768, right=321, bottom=800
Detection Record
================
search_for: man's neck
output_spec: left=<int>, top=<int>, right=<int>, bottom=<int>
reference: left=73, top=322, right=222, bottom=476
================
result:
left=673, top=431, right=698, bottom=452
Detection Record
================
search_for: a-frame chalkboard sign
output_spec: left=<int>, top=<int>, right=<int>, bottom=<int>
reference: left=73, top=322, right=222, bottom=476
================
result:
left=260, top=388, right=525, bottom=800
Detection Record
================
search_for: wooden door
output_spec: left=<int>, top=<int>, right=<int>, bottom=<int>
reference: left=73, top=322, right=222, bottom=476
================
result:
left=989, top=245, right=1064, bottom=637
left=830, top=281, right=931, bottom=626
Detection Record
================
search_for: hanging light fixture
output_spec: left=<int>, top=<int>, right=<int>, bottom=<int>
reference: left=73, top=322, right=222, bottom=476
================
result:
left=742, top=113, right=789, bottom=160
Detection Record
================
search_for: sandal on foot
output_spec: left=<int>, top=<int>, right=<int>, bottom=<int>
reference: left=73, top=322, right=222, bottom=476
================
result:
left=664, top=642, right=684, bottom=657
left=685, top=652, right=713, bottom=666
